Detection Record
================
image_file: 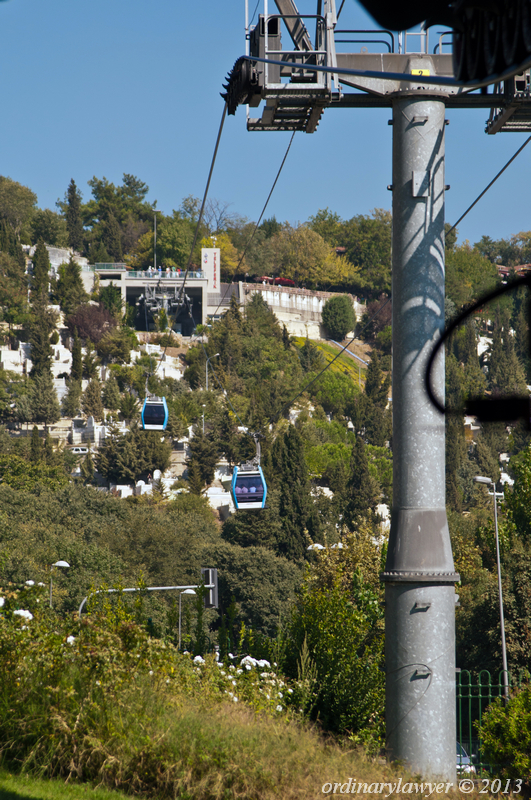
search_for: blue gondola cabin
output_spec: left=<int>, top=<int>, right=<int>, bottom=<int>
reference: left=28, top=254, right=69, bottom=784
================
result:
left=141, top=396, right=169, bottom=431
left=231, top=466, right=267, bottom=510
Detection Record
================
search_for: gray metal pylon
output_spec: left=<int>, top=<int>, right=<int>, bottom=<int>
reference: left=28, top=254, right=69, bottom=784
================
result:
left=381, top=95, right=459, bottom=781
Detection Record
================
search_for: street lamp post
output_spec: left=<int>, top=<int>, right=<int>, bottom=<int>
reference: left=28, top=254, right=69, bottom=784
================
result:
left=179, top=588, right=196, bottom=649
left=49, top=560, right=70, bottom=609
left=202, top=404, right=206, bottom=434
left=206, top=353, right=220, bottom=391
left=474, top=475, right=509, bottom=700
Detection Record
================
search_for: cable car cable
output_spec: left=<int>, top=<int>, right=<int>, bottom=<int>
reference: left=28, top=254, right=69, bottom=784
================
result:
left=209, top=130, right=296, bottom=320
left=271, top=296, right=391, bottom=424
left=446, top=135, right=531, bottom=237
left=152, top=103, right=228, bottom=374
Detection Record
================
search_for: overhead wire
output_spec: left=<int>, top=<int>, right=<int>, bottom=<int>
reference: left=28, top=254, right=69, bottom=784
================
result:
left=446, top=134, right=531, bottom=237
left=148, top=48, right=531, bottom=439
left=151, top=103, right=228, bottom=377
left=272, top=297, right=391, bottom=424
left=209, top=130, right=296, bottom=320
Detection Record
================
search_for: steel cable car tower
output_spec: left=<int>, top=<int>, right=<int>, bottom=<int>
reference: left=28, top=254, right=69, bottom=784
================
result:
left=222, top=0, right=531, bottom=780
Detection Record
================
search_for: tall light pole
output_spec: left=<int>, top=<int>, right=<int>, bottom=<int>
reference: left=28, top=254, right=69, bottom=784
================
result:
left=206, top=353, right=220, bottom=391
left=49, top=560, right=70, bottom=608
left=179, top=588, right=196, bottom=649
left=202, top=404, right=206, bottom=434
left=474, top=475, right=509, bottom=700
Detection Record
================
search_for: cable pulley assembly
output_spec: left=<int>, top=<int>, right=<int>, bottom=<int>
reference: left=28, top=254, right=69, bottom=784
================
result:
left=221, top=56, right=259, bottom=115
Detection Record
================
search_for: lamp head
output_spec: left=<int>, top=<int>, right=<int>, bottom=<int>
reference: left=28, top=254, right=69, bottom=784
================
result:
left=474, top=476, right=492, bottom=485
left=53, top=560, right=70, bottom=568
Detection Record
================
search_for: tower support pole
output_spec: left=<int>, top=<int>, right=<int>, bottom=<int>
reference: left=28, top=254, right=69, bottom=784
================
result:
left=382, top=94, right=459, bottom=781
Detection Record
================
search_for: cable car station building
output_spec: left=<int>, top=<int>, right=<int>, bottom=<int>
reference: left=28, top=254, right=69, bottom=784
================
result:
left=84, top=248, right=236, bottom=334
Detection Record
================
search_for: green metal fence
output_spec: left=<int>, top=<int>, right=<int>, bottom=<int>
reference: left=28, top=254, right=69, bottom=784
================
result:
left=456, top=668, right=531, bottom=773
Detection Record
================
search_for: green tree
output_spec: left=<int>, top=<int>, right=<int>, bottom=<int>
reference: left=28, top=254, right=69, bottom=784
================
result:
left=65, top=178, right=84, bottom=252
left=96, top=329, right=132, bottom=364
left=321, top=295, right=356, bottom=340
left=102, top=212, right=123, bottom=261
left=99, top=282, right=123, bottom=318
left=364, top=350, right=390, bottom=408
left=307, top=207, right=343, bottom=247
left=298, top=337, right=325, bottom=372
left=29, top=372, right=61, bottom=428
left=342, top=209, right=392, bottom=299
left=445, top=354, right=467, bottom=512
left=30, top=208, right=68, bottom=247
left=187, top=460, right=205, bottom=495
left=30, top=425, right=42, bottom=463
left=344, top=436, right=379, bottom=528
left=82, top=379, right=104, bottom=421
left=53, top=256, right=88, bottom=315
left=103, top=375, right=121, bottom=411
left=44, top=429, right=60, bottom=466
left=119, top=392, right=139, bottom=423
left=29, top=293, right=57, bottom=378
left=275, top=425, right=314, bottom=561
left=71, top=331, right=83, bottom=381
left=62, top=379, right=82, bottom=418
left=446, top=243, right=499, bottom=309
left=82, top=342, right=99, bottom=379
left=80, top=447, right=95, bottom=483
left=187, top=428, right=218, bottom=488
left=282, top=527, right=384, bottom=740
left=0, top=176, right=37, bottom=237
left=31, top=239, right=50, bottom=295
left=0, top=252, right=28, bottom=330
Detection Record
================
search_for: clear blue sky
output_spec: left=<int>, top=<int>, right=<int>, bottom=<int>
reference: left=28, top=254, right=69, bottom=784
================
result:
left=0, top=0, right=529, bottom=247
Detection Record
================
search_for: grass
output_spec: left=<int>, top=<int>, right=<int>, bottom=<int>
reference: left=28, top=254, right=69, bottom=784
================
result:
left=294, top=337, right=367, bottom=384
left=0, top=770, right=129, bottom=800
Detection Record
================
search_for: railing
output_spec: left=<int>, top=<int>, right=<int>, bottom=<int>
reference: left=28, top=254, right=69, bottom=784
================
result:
left=457, top=668, right=531, bottom=774
left=87, top=266, right=206, bottom=279
left=127, top=270, right=205, bottom=280
left=93, top=263, right=128, bottom=270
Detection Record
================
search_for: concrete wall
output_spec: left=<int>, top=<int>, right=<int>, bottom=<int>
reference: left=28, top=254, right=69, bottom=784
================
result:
left=241, top=283, right=364, bottom=337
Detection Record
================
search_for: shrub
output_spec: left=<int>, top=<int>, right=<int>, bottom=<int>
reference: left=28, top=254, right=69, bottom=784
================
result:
left=280, top=528, right=385, bottom=748
left=321, top=295, right=356, bottom=340
left=479, top=686, right=531, bottom=779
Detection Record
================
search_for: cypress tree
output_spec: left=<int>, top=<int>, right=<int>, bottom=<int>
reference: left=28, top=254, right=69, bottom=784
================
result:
left=66, top=179, right=84, bottom=252
left=102, top=374, right=121, bottom=411
left=187, top=461, right=205, bottom=495
left=445, top=354, right=466, bottom=512
left=82, top=379, right=104, bottom=421
left=95, top=423, right=123, bottom=483
left=364, top=350, right=390, bottom=408
left=62, top=379, right=82, bottom=418
left=82, top=342, right=99, bottom=379
left=71, top=331, right=82, bottom=381
left=29, top=293, right=57, bottom=378
left=276, top=425, right=312, bottom=561
left=30, top=425, right=42, bottom=463
left=102, top=212, right=123, bottom=261
left=344, top=435, right=379, bottom=528
left=0, top=219, right=25, bottom=269
left=32, top=238, right=50, bottom=295
left=44, top=429, right=60, bottom=466
left=54, top=256, right=88, bottom=315
left=80, top=448, right=95, bottom=483
left=30, top=372, right=61, bottom=429
left=187, top=428, right=218, bottom=486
